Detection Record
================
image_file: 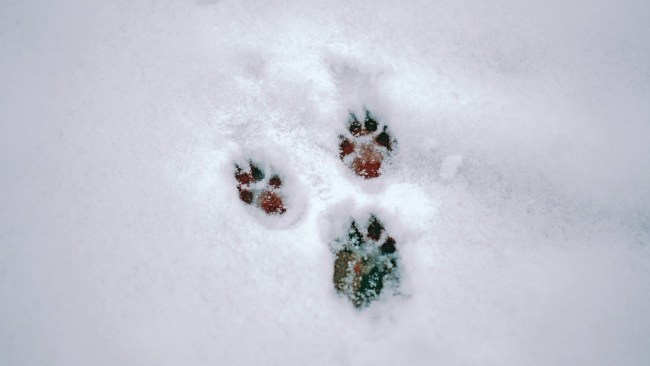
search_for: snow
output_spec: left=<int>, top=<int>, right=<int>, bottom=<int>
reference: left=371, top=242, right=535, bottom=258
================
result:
left=439, top=155, right=463, bottom=181
left=1, top=0, right=650, bottom=365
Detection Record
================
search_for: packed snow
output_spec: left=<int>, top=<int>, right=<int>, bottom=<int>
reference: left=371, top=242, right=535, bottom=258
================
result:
left=1, top=0, right=650, bottom=365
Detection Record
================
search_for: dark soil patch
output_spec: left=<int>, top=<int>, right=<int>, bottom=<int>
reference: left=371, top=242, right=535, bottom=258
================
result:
left=332, top=215, right=399, bottom=308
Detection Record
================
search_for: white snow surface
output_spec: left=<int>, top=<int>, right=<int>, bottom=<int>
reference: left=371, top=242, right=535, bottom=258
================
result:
left=2, top=0, right=650, bottom=365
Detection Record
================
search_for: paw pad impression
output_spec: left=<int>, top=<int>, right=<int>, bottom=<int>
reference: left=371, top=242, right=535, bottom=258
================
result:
left=235, top=161, right=287, bottom=215
left=332, top=215, right=399, bottom=308
left=339, top=110, right=395, bottom=179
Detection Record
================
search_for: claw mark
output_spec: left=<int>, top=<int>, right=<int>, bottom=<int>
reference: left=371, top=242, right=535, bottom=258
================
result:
left=364, top=110, right=378, bottom=133
left=366, top=215, right=384, bottom=241
left=375, top=126, right=392, bottom=151
left=339, top=137, right=355, bottom=159
left=348, top=113, right=363, bottom=136
left=268, top=175, right=282, bottom=189
left=380, top=237, right=396, bottom=254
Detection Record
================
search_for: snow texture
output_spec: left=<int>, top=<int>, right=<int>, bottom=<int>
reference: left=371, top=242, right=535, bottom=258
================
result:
left=1, top=0, right=650, bottom=365
left=440, top=155, right=463, bottom=181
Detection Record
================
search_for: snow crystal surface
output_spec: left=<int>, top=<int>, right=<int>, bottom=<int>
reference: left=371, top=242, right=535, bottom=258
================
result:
left=1, top=0, right=650, bottom=365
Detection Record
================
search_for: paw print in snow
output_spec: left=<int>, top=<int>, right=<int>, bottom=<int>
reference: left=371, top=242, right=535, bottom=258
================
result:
left=339, top=110, right=395, bottom=179
left=332, top=215, right=399, bottom=308
left=235, top=161, right=286, bottom=215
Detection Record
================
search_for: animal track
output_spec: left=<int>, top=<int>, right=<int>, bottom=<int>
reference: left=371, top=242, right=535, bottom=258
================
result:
left=339, top=110, right=395, bottom=179
left=233, top=111, right=401, bottom=308
left=332, top=215, right=399, bottom=308
left=235, top=161, right=286, bottom=215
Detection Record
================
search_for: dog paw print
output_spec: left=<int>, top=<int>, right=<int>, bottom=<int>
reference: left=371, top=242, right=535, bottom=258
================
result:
left=235, top=161, right=287, bottom=215
left=332, top=215, right=399, bottom=308
left=339, top=110, right=396, bottom=179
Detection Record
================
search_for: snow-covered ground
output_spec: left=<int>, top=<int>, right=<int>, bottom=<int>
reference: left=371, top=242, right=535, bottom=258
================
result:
left=2, top=0, right=650, bottom=364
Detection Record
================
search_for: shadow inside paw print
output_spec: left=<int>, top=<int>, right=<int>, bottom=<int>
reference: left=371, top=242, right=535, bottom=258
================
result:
left=332, top=215, right=399, bottom=308
left=235, top=161, right=286, bottom=215
left=339, top=110, right=396, bottom=179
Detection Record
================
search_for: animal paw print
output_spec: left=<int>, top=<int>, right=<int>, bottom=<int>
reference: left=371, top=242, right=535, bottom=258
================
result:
left=235, top=161, right=287, bottom=215
left=339, top=110, right=395, bottom=179
left=332, top=215, right=399, bottom=308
